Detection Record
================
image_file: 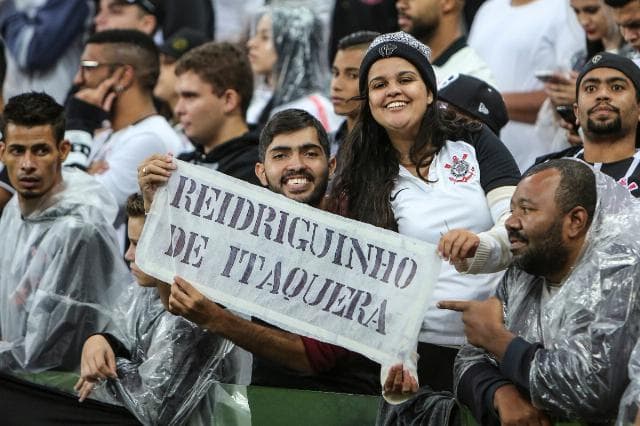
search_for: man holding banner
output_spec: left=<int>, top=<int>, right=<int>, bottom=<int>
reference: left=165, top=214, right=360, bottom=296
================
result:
left=135, top=109, right=423, bottom=394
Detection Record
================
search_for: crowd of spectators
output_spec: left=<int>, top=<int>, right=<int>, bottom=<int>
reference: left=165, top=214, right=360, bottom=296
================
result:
left=2, top=0, right=640, bottom=425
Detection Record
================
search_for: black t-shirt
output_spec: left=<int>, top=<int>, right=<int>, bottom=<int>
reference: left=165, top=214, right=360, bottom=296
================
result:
left=177, top=132, right=261, bottom=187
left=537, top=146, right=640, bottom=197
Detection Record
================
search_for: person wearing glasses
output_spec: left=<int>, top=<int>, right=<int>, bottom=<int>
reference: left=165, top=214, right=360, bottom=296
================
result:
left=64, top=29, right=185, bottom=249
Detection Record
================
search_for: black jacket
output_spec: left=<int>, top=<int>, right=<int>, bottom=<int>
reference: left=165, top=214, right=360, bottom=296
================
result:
left=178, top=132, right=261, bottom=186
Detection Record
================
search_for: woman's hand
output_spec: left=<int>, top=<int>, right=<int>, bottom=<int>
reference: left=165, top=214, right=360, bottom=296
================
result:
left=438, top=229, right=480, bottom=263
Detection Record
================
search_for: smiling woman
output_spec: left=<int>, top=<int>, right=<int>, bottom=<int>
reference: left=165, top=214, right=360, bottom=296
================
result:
left=367, top=57, right=433, bottom=142
left=328, top=31, right=521, bottom=414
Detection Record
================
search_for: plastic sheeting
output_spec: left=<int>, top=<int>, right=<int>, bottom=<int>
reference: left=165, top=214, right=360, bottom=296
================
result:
left=0, top=168, right=129, bottom=372
left=617, top=341, right=640, bottom=425
left=258, top=6, right=327, bottom=108
left=455, top=167, right=640, bottom=423
left=377, top=385, right=459, bottom=426
left=91, top=284, right=252, bottom=426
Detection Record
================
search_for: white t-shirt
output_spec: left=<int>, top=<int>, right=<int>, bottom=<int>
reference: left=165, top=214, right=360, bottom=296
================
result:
left=270, top=92, right=343, bottom=132
left=246, top=83, right=273, bottom=126
left=89, top=115, right=184, bottom=216
left=433, top=43, right=498, bottom=88
left=391, top=129, right=520, bottom=346
left=469, top=0, right=583, bottom=172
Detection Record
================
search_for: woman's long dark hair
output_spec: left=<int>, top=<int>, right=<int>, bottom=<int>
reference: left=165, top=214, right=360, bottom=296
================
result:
left=586, top=39, right=606, bottom=63
left=328, top=98, right=481, bottom=231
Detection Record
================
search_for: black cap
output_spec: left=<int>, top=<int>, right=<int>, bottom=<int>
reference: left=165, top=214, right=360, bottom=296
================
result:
left=439, top=74, right=508, bottom=134
left=116, top=0, right=161, bottom=18
left=576, top=52, right=640, bottom=98
left=359, top=31, right=437, bottom=97
left=159, top=28, right=209, bottom=60
left=603, top=0, right=633, bottom=6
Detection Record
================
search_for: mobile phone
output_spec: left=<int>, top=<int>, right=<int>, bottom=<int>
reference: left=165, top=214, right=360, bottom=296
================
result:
left=535, top=70, right=569, bottom=84
left=556, top=105, right=577, bottom=126
left=535, top=70, right=556, bottom=83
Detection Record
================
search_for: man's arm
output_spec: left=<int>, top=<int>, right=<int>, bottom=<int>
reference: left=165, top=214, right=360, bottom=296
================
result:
left=493, top=384, right=551, bottom=426
left=502, top=91, right=547, bottom=124
left=169, top=276, right=315, bottom=373
left=444, top=263, right=640, bottom=420
left=450, top=303, right=551, bottom=426
left=455, top=339, right=550, bottom=426
left=63, top=69, right=125, bottom=169
left=438, top=297, right=516, bottom=361
left=444, top=276, right=549, bottom=425
left=440, top=298, right=543, bottom=392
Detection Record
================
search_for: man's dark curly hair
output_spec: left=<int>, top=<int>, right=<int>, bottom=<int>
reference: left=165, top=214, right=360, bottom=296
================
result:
left=1, top=92, right=65, bottom=144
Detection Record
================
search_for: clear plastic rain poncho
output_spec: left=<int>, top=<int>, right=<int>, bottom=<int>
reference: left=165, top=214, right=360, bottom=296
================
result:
left=266, top=6, right=326, bottom=108
left=454, top=168, right=640, bottom=423
left=617, top=341, right=640, bottom=425
left=0, top=168, right=129, bottom=372
left=91, top=284, right=251, bottom=426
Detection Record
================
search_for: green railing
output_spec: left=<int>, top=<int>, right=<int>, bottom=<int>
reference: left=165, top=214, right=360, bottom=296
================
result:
left=14, top=372, right=594, bottom=425
left=17, top=371, right=380, bottom=426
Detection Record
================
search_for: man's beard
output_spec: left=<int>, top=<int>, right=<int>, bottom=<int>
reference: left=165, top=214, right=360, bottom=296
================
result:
left=586, top=115, right=623, bottom=137
left=409, top=19, right=439, bottom=44
left=267, top=168, right=329, bottom=207
left=585, top=103, right=625, bottom=139
left=510, top=219, right=570, bottom=278
left=19, top=191, right=41, bottom=199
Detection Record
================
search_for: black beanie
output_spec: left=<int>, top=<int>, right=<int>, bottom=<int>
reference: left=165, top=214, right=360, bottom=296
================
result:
left=358, top=32, right=437, bottom=97
left=576, top=52, right=640, bottom=98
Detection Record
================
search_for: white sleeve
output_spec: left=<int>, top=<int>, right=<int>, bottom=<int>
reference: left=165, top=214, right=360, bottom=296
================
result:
left=455, top=186, right=515, bottom=274
left=94, top=134, right=169, bottom=208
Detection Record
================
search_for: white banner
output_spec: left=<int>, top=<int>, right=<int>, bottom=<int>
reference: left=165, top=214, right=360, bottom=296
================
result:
left=137, top=160, right=441, bottom=366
